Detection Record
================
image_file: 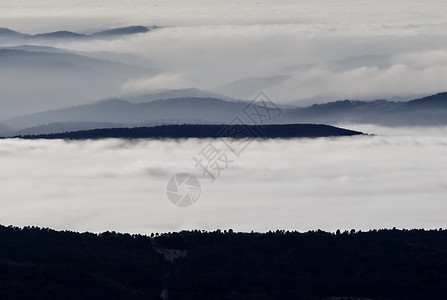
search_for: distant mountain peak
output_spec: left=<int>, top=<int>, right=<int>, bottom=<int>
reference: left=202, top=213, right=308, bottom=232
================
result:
left=33, top=31, right=87, bottom=39
left=0, top=25, right=159, bottom=41
left=91, top=26, right=153, bottom=37
left=408, top=92, right=447, bottom=104
left=127, top=88, right=235, bottom=103
left=0, top=28, right=28, bottom=37
left=0, top=28, right=20, bottom=35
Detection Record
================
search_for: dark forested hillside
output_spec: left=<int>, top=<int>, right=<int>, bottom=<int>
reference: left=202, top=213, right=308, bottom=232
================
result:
left=8, top=124, right=364, bottom=140
left=1, top=225, right=446, bottom=300
left=0, top=226, right=161, bottom=299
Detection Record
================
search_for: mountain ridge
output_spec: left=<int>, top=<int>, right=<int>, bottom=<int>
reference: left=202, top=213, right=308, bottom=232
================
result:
left=8, top=124, right=365, bottom=140
left=0, top=25, right=158, bottom=41
left=2, top=97, right=251, bottom=131
left=2, top=92, right=447, bottom=136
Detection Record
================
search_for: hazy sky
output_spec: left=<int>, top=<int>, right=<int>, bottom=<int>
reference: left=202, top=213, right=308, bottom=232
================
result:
left=1, top=0, right=447, bottom=119
left=2, top=0, right=446, bottom=30
left=1, top=126, right=446, bottom=234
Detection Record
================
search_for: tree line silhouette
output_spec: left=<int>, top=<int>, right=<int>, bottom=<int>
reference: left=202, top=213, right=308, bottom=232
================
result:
left=1, top=225, right=446, bottom=299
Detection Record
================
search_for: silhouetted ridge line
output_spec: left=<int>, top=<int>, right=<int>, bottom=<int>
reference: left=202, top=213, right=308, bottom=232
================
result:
left=8, top=124, right=365, bottom=140
left=0, top=25, right=159, bottom=40
left=0, top=225, right=446, bottom=299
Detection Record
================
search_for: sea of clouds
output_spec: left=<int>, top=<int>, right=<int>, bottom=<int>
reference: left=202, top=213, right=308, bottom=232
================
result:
left=2, top=0, right=447, bottom=115
left=1, top=126, right=446, bottom=234
left=1, top=1, right=446, bottom=234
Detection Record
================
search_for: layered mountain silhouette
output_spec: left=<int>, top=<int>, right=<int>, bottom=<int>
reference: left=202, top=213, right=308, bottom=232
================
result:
left=0, top=26, right=157, bottom=41
left=0, top=28, right=29, bottom=39
left=3, top=97, right=251, bottom=131
left=128, top=88, right=235, bottom=103
left=0, top=49, right=147, bottom=72
left=91, top=26, right=158, bottom=38
left=283, top=92, right=447, bottom=126
left=0, top=48, right=156, bottom=119
left=1, top=92, right=447, bottom=136
left=32, top=31, right=87, bottom=39
left=12, top=122, right=126, bottom=136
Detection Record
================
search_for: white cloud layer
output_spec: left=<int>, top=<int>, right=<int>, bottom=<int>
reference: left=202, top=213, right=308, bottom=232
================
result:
left=1, top=0, right=447, bottom=117
left=50, top=25, right=447, bottom=103
left=122, top=73, right=194, bottom=93
left=3, top=0, right=447, bottom=31
left=1, top=129, right=446, bottom=234
left=1, top=2, right=446, bottom=234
